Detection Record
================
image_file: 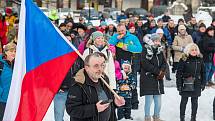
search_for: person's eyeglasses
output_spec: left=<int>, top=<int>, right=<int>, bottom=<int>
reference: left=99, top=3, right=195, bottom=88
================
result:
left=88, top=63, right=106, bottom=69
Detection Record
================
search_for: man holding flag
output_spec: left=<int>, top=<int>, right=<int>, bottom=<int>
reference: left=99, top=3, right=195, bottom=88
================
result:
left=66, top=52, right=125, bottom=121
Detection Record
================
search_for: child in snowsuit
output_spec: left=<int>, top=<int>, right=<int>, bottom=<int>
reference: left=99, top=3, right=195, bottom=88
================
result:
left=116, top=60, right=136, bottom=120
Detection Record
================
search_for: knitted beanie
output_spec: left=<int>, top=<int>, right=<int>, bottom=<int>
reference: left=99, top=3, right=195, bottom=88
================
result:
left=91, top=31, right=104, bottom=41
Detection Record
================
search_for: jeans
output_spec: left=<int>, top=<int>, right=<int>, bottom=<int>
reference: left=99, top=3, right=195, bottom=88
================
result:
left=54, top=91, right=68, bottom=121
left=117, top=98, right=132, bottom=119
left=0, top=102, right=6, bottom=121
left=205, top=63, right=215, bottom=83
left=180, top=96, right=198, bottom=117
left=144, top=95, right=161, bottom=117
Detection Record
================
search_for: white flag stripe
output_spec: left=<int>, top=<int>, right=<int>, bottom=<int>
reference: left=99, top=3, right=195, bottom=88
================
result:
left=3, top=0, right=26, bottom=120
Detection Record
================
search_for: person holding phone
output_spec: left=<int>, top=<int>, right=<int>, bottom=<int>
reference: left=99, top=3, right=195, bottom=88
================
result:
left=66, top=52, right=125, bottom=121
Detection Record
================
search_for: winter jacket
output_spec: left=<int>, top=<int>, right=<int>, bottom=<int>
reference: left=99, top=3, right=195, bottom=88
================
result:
left=109, top=31, right=142, bottom=62
left=176, top=54, right=205, bottom=97
left=187, top=23, right=198, bottom=35
left=198, top=34, right=215, bottom=63
left=140, top=45, right=167, bottom=96
left=116, top=72, right=135, bottom=98
left=214, top=53, right=215, bottom=66
left=83, top=45, right=116, bottom=89
left=0, top=19, right=8, bottom=46
left=150, top=27, right=173, bottom=45
left=191, top=31, right=205, bottom=44
left=66, top=69, right=117, bottom=121
left=0, top=56, right=13, bottom=103
left=172, top=34, right=193, bottom=62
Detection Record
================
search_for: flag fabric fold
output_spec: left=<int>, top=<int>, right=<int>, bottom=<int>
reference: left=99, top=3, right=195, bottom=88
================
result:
left=3, top=0, right=78, bottom=120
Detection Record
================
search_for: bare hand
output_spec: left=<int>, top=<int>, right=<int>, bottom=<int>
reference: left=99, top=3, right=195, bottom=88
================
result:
left=117, top=34, right=124, bottom=39
left=96, top=100, right=110, bottom=112
left=114, top=96, right=125, bottom=107
left=122, top=45, right=127, bottom=51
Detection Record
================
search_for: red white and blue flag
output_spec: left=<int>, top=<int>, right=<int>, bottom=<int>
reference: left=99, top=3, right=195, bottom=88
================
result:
left=3, top=0, right=78, bottom=120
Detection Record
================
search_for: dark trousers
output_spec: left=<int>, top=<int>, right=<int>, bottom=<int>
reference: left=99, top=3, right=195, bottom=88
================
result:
left=172, top=62, right=179, bottom=73
left=213, top=97, right=215, bottom=120
left=131, top=89, right=139, bottom=109
left=131, top=62, right=139, bottom=109
left=180, top=96, right=198, bottom=118
left=0, top=102, right=6, bottom=121
left=117, top=98, right=131, bottom=119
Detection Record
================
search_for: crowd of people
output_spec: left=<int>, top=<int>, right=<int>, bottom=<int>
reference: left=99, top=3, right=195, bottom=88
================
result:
left=0, top=7, right=215, bottom=121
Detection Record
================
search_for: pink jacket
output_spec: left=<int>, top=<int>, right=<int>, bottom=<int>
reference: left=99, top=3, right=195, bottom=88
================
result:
left=214, top=53, right=215, bottom=66
left=115, top=60, right=122, bottom=80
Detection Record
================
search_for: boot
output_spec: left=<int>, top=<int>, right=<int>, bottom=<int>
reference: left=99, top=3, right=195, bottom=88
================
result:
left=144, top=116, right=151, bottom=121
left=153, top=116, right=164, bottom=121
left=180, top=115, right=185, bottom=121
left=190, top=116, right=196, bottom=121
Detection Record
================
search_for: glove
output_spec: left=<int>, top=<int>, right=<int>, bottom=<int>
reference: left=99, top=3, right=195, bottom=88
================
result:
left=201, top=85, right=205, bottom=91
left=156, top=70, right=166, bottom=80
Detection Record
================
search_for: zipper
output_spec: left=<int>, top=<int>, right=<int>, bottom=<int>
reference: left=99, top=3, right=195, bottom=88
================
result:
left=156, top=55, right=161, bottom=94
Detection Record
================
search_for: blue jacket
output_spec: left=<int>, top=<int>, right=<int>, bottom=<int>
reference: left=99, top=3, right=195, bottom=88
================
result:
left=0, top=56, right=13, bottom=103
left=109, top=31, right=142, bottom=53
left=151, top=27, right=172, bottom=45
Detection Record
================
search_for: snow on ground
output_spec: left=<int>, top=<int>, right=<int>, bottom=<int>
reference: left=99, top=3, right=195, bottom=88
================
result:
left=43, top=74, right=215, bottom=121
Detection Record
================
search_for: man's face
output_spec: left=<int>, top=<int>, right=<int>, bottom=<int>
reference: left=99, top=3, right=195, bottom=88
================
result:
left=190, top=18, right=197, bottom=25
left=117, top=26, right=126, bottom=35
left=168, top=20, right=175, bottom=28
left=85, top=57, right=106, bottom=82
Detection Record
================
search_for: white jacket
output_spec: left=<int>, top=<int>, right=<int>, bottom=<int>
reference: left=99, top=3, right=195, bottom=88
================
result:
left=83, top=45, right=116, bottom=89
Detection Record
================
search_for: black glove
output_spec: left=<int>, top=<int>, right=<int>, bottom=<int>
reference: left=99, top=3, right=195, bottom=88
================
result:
left=201, top=85, right=205, bottom=91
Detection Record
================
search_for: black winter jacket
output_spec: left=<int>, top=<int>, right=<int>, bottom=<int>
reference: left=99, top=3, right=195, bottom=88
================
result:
left=198, top=34, right=215, bottom=63
left=176, top=55, right=205, bottom=97
left=66, top=69, right=117, bottom=121
left=140, top=45, right=167, bottom=96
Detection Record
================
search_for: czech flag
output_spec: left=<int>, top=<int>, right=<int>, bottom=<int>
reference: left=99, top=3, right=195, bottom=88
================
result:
left=3, top=0, right=78, bottom=121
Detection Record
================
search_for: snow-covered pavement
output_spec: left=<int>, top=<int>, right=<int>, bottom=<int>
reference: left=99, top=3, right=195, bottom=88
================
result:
left=43, top=86, right=214, bottom=121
